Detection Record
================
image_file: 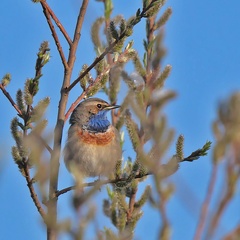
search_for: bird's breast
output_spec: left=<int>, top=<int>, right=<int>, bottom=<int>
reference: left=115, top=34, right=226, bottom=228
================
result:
left=77, top=126, right=115, bottom=145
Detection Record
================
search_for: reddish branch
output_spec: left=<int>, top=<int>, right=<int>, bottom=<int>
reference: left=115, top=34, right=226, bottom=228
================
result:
left=22, top=162, right=46, bottom=221
left=40, top=0, right=72, bottom=46
left=146, top=16, right=155, bottom=79
left=206, top=155, right=239, bottom=239
left=66, top=37, right=123, bottom=93
left=223, top=225, right=240, bottom=240
left=43, top=1, right=90, bottom=239
left=127, top=189, right=137, bottom=222
left=66, top=2, right=155, bottom=93
left=158, top=186, right=170, bottom=239
left=55, top=172, right=151, bottom=198
left=193, top=164, right=218, bottom=240
left=40, top=1, right=69, bottom=69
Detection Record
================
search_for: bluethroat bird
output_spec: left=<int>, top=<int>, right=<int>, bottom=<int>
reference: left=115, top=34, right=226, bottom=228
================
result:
left=64, top=98, right=122, bottom=179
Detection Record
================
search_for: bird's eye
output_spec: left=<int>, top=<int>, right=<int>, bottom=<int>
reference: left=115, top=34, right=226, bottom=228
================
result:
left=97, top=104, right=102, bottom=109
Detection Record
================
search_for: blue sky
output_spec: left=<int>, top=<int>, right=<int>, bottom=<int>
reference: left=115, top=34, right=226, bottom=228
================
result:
left=1, top=0, right=239, bottom=239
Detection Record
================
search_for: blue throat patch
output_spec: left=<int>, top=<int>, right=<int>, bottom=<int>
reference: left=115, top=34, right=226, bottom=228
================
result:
left=87, top=110, right=110, bottom=133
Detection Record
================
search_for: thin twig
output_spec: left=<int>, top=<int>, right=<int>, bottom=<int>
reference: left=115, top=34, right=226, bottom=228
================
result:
left=55, top=172, right=151, bottom=198
left=66, top=37, right=121, bottom=93
left=22, top=162, right=46, bottom=221
left=146, top=16, right=155, bottom=80
left=206, top=158, right=237, bottom=239
left=67, top=0, right=89, bottom=68
left=40, top=0, right=72, bottom=46
left=40, top=1, right=69, bottom=69
left=127, top=190, right=137, bottom=222
left=45, top=1, right=90, bottom=239
left=66, top=3, right=154, bottom=93
left=193, top=164, right=218, bottom=240
left=0, top=83, right=22, bottom=116
left=223, top=225, right=240, bottom=240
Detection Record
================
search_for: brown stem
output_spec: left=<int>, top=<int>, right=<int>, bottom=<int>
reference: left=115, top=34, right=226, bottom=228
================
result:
left=66, top=40, right=117, bottom=92
left=23, top=162, right=46, bottom=221
left=0, top=83, right=49, bottom=223
left=157, top=184, right=170, bottom=240
left=193, top=164, right=218, bottom=240
left=40, top=1, right=72, bottom=45
left=40, top=1, right=69, bottom=70
left=45, top=1, right=89, bottom=239
left=146, top=16, right=155, bottom=80
left=127, top=189, right=137, bottom=222
left=66, top=2, right=155, bottom=93
left=206, top=158, right=237, bottom=239
left=0, top=83, right=22, bottom=116
left=55, top=172, right=151, bottom=198
left=223, top=225, right=240, bottom=240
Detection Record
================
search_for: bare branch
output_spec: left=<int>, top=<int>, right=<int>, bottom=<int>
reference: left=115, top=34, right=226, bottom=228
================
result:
left=22, top=162, right=47, bottom=221
left=40, top=0, right=72, bottom=46
left=55, top=172, right=151, bottom=198
left=193, top=164, right=218, bottom=240
left=46, top=1, right=89, bottom=239
left=66, top=3, right=155, bottom=93
left=223, top=225, right=240, bottom=240
left=127, top=190, right=137, bottom=222
left=40, top=1, right=69, bottom=69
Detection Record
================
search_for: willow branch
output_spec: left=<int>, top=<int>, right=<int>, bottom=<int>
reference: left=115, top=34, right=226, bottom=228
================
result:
left=40, top=0, right=72, bottom=46
left=66, top=2, right=155, bottom=93
left=40, top=1, right=69, bottom=69
left=0, top=83, right=22, bottom=116
left=22, top=162, right=46, bottom=221
left=127, top=190, right=137, bottom=222
left=193, top=164, right=218, bottom=240
left=55, top=172, right=151, bottom=198
left=56, top=149, right=209, bottom=199
left=46, top=1, right=89, bottom=239
left=223, top=225, right=240, bottom=240
left=66, top=39, right=120, bottom=92
left=206, top=158, right=237, bottom=239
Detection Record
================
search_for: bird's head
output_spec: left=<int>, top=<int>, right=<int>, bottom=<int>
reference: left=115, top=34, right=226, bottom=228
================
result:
left=70, top=98, right=120, bottom=132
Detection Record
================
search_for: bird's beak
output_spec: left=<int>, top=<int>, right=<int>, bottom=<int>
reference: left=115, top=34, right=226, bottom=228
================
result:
left=104, top=105, right=120, bottom=110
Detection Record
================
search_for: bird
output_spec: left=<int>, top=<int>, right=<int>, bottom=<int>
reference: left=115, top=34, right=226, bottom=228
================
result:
left=64, top=98, right=122, bottom=180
